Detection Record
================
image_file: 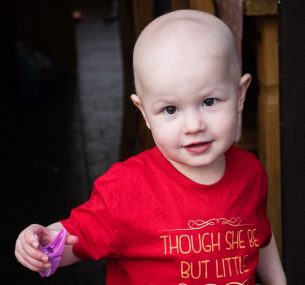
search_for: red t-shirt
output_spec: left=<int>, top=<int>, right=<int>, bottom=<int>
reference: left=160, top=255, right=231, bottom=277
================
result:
left=62, top=146, right=271, bottom=285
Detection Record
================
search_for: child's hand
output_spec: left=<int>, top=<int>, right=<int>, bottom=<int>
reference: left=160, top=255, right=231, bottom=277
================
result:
left=15, top=224, right=78, bottom=272
left=15, top=224, right=55, bottom=272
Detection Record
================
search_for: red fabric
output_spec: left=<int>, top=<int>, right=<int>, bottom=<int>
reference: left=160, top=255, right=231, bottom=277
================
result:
left=62, top=146, right=271, bottom=285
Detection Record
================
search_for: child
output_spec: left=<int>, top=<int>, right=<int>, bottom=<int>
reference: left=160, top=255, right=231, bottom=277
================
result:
left=15, top=10, right=286, bottom=285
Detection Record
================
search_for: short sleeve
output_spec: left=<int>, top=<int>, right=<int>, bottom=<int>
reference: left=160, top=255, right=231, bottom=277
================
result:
left=61, top=175, right=120, bottom=260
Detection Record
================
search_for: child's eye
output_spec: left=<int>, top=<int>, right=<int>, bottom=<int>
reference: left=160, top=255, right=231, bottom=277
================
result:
left=164, top=106, right=177, bottom=115
left=202, top=98, right=217, bottom=107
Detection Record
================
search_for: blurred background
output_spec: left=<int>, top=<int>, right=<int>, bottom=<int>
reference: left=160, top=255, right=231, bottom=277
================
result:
left=1, top=0, right=305, bottom=284
left=1, top=0, right=121, bottom=283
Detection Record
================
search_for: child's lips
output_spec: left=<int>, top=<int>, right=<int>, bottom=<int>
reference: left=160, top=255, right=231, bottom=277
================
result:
left=184, top=141, right=212, bottom=154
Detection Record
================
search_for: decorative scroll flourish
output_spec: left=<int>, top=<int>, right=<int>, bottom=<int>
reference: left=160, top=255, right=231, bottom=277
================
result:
left=188, top=217, right=244, bottom=230
left=165, top=217, right=253, bottom=232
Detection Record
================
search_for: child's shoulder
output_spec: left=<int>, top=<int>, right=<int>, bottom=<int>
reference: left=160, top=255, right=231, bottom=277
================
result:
left=228, top=145, right=265, bottom=172
left=114, top=147, right=157, bottom=170
left=95, top=147, right=158, bottom=183
left=92, top=147, right=160, bottom=204
left=229, top=145, right=259, bottom=161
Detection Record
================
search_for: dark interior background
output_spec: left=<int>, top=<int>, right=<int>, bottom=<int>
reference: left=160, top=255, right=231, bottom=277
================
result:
left=1, top=0, right=113, bottom=284
left=279, top=0, right=305, bottom=283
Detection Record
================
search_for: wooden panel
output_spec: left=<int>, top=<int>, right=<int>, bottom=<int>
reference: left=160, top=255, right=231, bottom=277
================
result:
left=243, top=0, right=277, bottom=16
left=258, top=85, right=281, bottom=248
left=132, top=0, right=155, bottom=151
left=119, top=0, right=155, bottom=159
left=257, top=17, right=279, bottom=85
left=171, top=0, right=215, bottom=14
left=256, top=16, right=282, bottom=253
left=189, top=0, right=215, bottom=14
left=132, top=0, right=154, bottom=35
left=171, top=0, right=189, bottom=10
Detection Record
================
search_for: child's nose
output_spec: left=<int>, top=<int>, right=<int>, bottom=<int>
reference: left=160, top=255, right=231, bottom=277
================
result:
left=183, top=110, right=206, bottom=134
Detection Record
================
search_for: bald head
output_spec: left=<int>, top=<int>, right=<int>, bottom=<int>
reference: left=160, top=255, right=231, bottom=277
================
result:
left=133, top=10, right=240, bottom=95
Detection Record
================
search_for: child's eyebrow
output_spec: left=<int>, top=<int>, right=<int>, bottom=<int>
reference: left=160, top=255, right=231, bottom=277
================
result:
left=152, top=97, right=177, bottom=106
left=197, top=87, right=229, bottom=97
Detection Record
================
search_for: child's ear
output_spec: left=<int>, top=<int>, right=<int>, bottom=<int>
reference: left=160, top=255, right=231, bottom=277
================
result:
left=130, top=94, right=151, bottom=129
left=237, top=73, right=252, bottom=112
left=235, top=74, right=251, bottom=142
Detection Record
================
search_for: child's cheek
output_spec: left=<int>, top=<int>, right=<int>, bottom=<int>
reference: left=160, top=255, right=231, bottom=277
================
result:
left=151, top=124, right=178, bottom=148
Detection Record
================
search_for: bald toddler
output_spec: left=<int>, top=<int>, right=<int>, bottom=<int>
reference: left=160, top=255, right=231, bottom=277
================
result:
left=15, top=10, right=286, bottom=285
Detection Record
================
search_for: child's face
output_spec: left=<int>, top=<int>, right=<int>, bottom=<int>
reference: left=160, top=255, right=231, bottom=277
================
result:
left=131, top=11, right=251, bottom=179
left=132, top=55, right=250, bottom=177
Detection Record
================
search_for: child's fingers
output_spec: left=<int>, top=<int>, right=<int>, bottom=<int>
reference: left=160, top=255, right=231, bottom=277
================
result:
left=16, top=224, right=43, bottom=251
left=15, top=228, right=49, bottom=266
left=23, top=231, right=39, bottom=249
left=21, top=238, right=48, bottom=261
left=15, top=250, right=50, bottom=272
left=15, top=239, right=51, bottom=271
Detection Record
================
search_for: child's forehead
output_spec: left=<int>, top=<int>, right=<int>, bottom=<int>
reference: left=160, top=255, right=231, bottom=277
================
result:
left=134, top=10, right=231, bottom=54
left=137, top=57, right=230, bottom=99
left=134, top=11, right=234, bottom=74
left=133, top=10, right=239, bottom=95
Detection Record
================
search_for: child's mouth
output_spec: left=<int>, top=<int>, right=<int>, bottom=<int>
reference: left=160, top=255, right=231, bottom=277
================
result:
left=184, top=141, right=212, bottom=154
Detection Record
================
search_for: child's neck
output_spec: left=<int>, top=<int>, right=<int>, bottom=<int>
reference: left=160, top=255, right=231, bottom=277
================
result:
left=171, top=154, right=226, bottom=185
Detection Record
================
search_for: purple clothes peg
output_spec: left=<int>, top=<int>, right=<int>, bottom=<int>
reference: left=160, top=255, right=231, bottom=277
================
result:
left=39, top=228, right=67, bottom=277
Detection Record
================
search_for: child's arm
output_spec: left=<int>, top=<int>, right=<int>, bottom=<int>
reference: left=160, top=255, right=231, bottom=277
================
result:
left=15, top=222, right=81, bottom=272
left=256, top=235, right=287, bottom=285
